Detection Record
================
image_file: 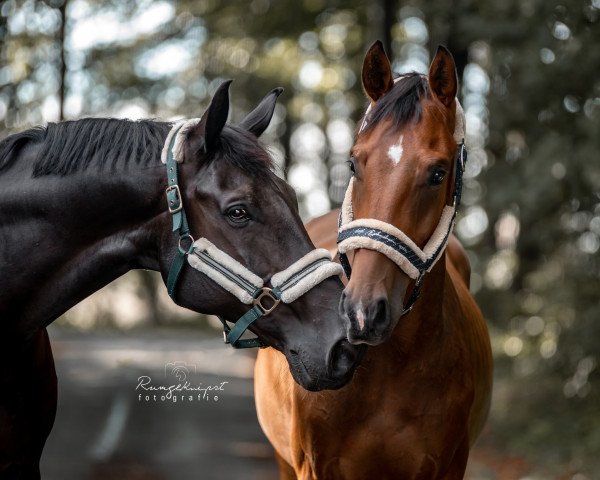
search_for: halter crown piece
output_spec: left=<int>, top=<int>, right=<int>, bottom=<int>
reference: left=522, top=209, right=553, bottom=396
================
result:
left=337, top=96, right=467, bottom=316
left=162, top=120, right=343, bottom=348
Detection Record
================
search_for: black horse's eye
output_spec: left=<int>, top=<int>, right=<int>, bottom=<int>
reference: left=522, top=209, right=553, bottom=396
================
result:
left=347, top=157, right=356, bottom=175
left=226, top=205, right=251, bottom=224
left=429, top=169, right=447, bottom=186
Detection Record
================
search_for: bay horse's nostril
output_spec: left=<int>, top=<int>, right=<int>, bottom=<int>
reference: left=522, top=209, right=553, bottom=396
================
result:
left=371, top=298, right=390, bottom=329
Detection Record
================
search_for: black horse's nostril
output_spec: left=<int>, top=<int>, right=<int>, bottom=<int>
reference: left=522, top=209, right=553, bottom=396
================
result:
left=328, top=339, right=361, bottom=379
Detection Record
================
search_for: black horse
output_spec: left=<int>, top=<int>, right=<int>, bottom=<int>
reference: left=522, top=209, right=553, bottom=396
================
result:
left=0, top=82, right=362, bottom=478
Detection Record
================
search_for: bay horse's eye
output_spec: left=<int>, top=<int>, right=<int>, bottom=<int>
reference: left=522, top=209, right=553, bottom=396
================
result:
left=346, top=157, right=356, bottom=175
left=429, top=169, right=447, bottom=186
left=226, top=205, right=251, bottom=224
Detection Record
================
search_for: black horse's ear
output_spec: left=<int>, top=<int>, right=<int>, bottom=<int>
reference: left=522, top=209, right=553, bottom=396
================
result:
left=239, top=87, right=283, bottom=138
left=194, top=80, right=232, bottom=153
left=362, top=40, right=394, bottom=102
left=428, top=45, right=457, bottom=109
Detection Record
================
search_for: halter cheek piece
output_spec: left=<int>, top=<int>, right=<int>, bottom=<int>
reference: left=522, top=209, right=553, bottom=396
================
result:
left=162, top=120, right=343, bottom=348
left=337, top=99, right=467, bottom=316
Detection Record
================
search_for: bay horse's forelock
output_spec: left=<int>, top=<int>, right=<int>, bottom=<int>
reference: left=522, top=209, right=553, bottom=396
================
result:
left=255, top=43, right=493, bottom=479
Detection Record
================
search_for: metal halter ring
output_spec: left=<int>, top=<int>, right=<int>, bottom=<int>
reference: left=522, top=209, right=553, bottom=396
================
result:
left=178, top=233, right=195, bottom=255
left=253, top=288, right=281, bottom=315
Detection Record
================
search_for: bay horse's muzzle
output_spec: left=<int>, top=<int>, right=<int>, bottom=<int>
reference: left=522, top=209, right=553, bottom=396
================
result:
left=338, top=249, right=412, bottom=345
left=340, top=291, right=392, bottom=345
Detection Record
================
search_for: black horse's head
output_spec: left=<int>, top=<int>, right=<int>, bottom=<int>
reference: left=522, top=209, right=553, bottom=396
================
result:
left=159, top=82, right=363, bottom=391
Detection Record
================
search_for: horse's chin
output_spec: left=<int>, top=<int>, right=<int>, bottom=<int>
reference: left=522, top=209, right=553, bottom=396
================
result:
left=285, top=353, right=358, bottom=392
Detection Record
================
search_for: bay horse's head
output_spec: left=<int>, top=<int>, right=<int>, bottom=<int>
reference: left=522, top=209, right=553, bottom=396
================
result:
left=339, top=42, right=465, bottom=345
left=160, top=82, right=363, bottom=390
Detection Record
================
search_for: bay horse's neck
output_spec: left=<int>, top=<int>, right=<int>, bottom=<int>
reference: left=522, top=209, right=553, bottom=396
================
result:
left=0, top=140, right=170, bottom=336
left=388, top=257, right=448, bottom=355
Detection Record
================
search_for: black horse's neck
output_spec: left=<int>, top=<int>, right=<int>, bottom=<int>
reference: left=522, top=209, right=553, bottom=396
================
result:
left=0, top=119, right=172, bottom=337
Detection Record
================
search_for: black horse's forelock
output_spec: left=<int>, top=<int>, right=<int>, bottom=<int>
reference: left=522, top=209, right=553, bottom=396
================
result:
left=0, top=117, right=273, bottom=177
left=362, top=72, right=429, bottom=134
left=206, top=124, right=274, bottom=177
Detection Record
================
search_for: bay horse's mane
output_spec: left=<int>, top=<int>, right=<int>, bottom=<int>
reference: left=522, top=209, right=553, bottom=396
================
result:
left=0, top=117, right=273, bottom=177
left=361, top=72, right=428, bottom=135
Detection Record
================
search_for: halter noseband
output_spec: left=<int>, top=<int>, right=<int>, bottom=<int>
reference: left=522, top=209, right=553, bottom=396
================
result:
left=163, top=120, right=343, bottom=348
left=337, top=99, right=467, bottom=316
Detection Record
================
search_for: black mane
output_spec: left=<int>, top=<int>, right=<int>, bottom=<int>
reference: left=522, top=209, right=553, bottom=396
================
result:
left=362, top=73, right=429, bottom=134
left=0, top=117, right=273, bottom=177
left=0, top=118, right=169, bottom=176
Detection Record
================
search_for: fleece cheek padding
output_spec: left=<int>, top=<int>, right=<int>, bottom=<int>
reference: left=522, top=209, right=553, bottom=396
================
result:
left=187, top=238, right=264, bottom=304
left=423, top=206, right=455, bottom=271
left=270, top=249, right=331, bottom=285
left=187, top=241, right=343, bottom=305
left=271, top=249, right=343, bottom=304
left=338, top=236, right=421, bottom=279
left=274, top=263, right=343, bottom=304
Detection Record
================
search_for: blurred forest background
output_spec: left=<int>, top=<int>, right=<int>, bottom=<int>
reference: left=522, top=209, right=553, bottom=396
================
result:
left=1, top=0, right=598, bottom=476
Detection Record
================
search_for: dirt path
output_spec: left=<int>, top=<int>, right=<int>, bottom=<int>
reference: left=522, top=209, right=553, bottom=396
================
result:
left=42, top=327, right=564, bottom=480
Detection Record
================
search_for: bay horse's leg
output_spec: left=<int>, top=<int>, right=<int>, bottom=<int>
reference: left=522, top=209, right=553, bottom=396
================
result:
left=274, top=450, right=297, bottom=480
left=0, top=328, right=58, bottom=479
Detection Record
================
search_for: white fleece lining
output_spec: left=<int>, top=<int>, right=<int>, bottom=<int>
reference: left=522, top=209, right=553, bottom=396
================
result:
left=338, top=206, right=457, bottom=279
left=187, top=254, right=254, bottom=304
left=277, top=263, right=343, bottom=304
left=454, top=100, right=465, bottom=143
left=340, top=218, right=427, bottom=262
left=270, top=249, right=332, bottom=286
left=423, top=205, right=455, bottom=259
left=187, top=240, right=342, bottom=305
left=271, top=248, right=342, bottom=304
left=338, top=236, right=421, bottom=279
left=161, top=118, right=202, bottom=164
left=187, top=238, right=264, bottom=304
left=340, top=177, right=355, bottom=225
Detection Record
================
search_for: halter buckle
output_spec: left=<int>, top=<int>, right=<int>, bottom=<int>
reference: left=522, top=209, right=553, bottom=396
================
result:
left=166, top=184, right=183, bottom=214
left=253, top=288, right=281, bottom=316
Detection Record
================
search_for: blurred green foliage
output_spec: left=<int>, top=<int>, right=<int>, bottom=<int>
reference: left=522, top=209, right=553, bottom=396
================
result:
left=1, top=0, right=599, bottom=475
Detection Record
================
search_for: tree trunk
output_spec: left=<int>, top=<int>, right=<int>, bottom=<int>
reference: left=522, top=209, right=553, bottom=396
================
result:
left=58, top=0, right=67, bottom=121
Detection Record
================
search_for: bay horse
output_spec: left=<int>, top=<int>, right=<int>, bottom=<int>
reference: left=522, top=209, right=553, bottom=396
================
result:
left=0, top=82, right=364, bottom=478
left=255, top=43, right=493, bottom=479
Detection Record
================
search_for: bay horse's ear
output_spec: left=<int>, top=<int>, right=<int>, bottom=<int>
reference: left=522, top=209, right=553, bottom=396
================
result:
left=362, top=40, right=394, bottom=102
left=428, top=46, right=457, bottom=109
left=239, top=87, right=283, bottom=138
left=194, top=80, right=232, bottom=153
